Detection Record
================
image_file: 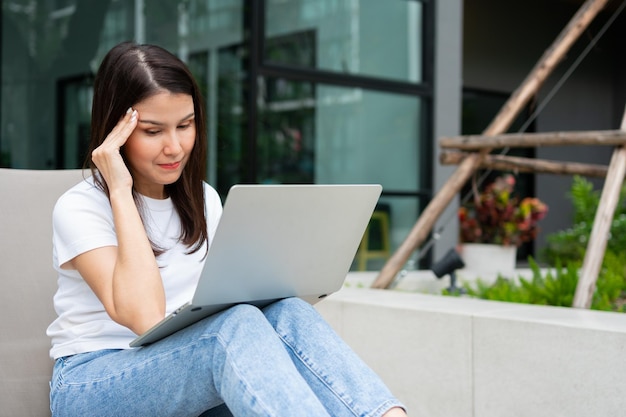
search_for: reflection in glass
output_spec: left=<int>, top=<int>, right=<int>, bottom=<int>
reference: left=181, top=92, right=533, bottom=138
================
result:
left=352, top=196, right=420, bottom=271
left=265, top=0, right=423, bottom=83
left=1, top=0, right=244, bottom=170
left=58, top=75, right=93, bottom=169
left=2, top=0, right=112, bottom=168
left=2, top=0, right=429, bottom=271
left=257, top=77, right=423, bottom=190
left=255, top=76, right=424, bottom=267
left=215, top=45, right=246, bottom=195
left=257, top=75, right=316, bottom=184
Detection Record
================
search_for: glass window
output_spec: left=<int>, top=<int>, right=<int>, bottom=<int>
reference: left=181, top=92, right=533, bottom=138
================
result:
left=214, top=45, right=246, bottom=194
left=265, top=0, right=424, bottom=83
left=211, top=54, right=426, bottom=264
left=257, top=77, right=425, bottom=267
left=257, top=79, right=423, bottom=191
left=57, top=75, right=94, bottom=169
left=0, top=0, right=243, bottom=170
left=1, top=0, right=114, bottom=168
left=1, top=0, right=431, bottom=271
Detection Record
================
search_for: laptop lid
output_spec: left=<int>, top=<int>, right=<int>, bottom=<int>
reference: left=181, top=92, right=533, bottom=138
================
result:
left=193, top=184, right=382, bottom=305
left=130, top=184, right=382, bottom=347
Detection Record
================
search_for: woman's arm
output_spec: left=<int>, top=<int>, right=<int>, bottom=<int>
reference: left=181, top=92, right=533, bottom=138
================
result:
left=68, top=109, right=165, bottom=335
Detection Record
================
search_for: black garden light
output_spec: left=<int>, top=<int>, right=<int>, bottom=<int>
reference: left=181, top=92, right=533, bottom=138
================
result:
left=431, top=248, right=465, bottom=295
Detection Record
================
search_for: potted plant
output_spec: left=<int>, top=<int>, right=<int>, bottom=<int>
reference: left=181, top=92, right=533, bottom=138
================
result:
left=458, top=174, right=548, bottom=278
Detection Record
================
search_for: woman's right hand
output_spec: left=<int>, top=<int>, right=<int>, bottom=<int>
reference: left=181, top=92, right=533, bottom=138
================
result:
left=75, top=107, right=166, bottom=334
left=91, top=108, right=138, bottom=193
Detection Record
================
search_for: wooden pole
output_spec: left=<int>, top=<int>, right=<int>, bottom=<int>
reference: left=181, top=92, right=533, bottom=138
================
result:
left=372, top=0, right=608, bottom=289
left=440, top=151, right=609, bottom=178
left=440, top=130, right=626, bottom=150
left=572, top=109, right=626, bottom=308
left=483, top=0, right=609, bottom=136
left=372, top=155, right=481, bottom=289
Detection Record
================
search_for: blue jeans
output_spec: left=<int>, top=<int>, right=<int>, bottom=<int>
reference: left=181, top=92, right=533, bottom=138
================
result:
left=50, top=297, right=404, bottom=416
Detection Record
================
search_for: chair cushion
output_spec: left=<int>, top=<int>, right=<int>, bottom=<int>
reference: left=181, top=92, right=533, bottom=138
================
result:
left=0, top=169, right=84, bottom=417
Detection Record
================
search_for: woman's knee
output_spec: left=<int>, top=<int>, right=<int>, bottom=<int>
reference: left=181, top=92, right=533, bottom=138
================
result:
left=221, top=303, right=266, bottom=321
left=263, top=297, right=322, bottom=329
left=203, top=304, right=273, bottom=340
left=266, top=297, right=310, bottom=314
left=195, top=301, right=315, bottom=345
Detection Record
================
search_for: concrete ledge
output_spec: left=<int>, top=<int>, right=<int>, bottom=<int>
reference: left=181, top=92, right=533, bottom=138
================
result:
left=315, top=282, right=626, bottom=417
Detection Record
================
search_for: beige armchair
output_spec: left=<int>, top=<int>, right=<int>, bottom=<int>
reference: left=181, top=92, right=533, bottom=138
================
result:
left=0, top=168, right=85, bottom=416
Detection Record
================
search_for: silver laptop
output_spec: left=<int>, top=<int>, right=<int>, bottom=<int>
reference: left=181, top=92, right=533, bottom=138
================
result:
left=130, top=184, right=382, bottom=347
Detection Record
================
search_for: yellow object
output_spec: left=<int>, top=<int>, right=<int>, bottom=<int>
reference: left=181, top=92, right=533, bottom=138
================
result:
left=356, top=210, right=390, bottom=271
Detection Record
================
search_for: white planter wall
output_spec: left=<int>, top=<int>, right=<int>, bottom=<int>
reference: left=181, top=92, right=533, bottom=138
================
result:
left=315, top=279, right=626, bottom=417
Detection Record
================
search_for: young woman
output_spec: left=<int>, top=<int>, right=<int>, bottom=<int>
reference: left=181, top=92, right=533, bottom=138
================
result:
left=47, top=41, right=407, bottom=417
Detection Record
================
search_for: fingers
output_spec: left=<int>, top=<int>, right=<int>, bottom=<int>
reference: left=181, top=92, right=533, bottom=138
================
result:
left=105, top=107, right=138, bottom=149
left=91, top=108, right=139, bottom=189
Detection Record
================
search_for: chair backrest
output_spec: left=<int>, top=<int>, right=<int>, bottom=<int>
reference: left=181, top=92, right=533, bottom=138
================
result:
left=0, top=168, right=85, bottom=417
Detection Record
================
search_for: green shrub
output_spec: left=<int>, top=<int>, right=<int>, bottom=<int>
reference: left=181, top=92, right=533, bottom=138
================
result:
left=462, top=275, right=531, bottom=304
left=455, top=176, right=626, bottom=312
left=518, top=257, right=578, bottom=307
left=460, top=257, right=624, bottom=312
left=461, top=257, right=576, bottom=308
left=542, top=176, right=626, bottom=264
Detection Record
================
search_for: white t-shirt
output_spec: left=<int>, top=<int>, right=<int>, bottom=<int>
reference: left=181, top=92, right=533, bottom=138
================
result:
left=47, top=176, right=223, bottom=359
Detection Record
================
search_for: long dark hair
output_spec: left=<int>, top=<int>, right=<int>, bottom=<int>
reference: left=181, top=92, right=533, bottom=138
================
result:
left=85, top=41, right=208, bottom=255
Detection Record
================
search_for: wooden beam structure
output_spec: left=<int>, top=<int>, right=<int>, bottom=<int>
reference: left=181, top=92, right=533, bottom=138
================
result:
left=440, top=151, right=609, bottom=178
left=440, top=130, right=626, bottom=150
left=572, top=109, right=626, bottom=309
left=372, top=0, right=609, bottom=289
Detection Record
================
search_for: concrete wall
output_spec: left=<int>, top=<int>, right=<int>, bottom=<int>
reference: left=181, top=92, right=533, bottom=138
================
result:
left=315, top=285, right=626, bottom=417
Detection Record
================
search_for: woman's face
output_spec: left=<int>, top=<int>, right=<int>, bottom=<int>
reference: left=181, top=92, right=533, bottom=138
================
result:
left=124, top=91, right=196, bottom=199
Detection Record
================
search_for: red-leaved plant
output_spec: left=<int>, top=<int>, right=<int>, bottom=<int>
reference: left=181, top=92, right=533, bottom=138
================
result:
left=458, top=174, right=548, bottom=247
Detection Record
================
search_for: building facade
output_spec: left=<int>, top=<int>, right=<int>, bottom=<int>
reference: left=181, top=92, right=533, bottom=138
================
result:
left=2, top=0, right=625, bottom=270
